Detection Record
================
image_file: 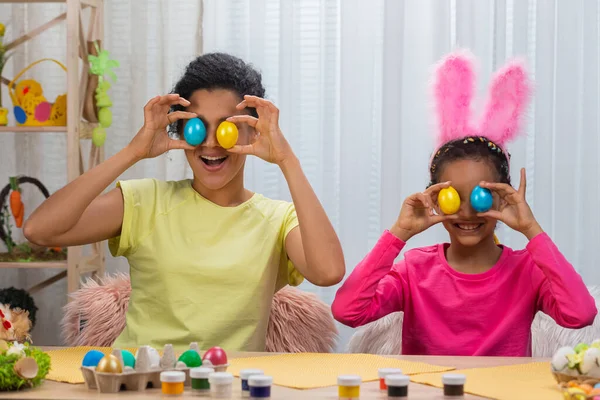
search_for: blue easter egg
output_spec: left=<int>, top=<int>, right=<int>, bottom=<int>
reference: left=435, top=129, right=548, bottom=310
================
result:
left=14, top=106, right=27, bottom=124
left=82, top=349, right=105, bottom=367
left=184, top=117, right=206, bottom=146
left=470, top=185, right=493, bottom=213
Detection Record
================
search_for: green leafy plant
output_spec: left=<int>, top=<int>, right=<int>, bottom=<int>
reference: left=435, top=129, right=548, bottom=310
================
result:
left=0, top=342, right=51, bottom=391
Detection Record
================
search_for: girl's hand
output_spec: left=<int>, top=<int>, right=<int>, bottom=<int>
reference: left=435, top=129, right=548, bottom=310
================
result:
left=225, top=95, right=294, bottom=166
left=478, top=168, right=543, bottom=240
left=391, top=182, right=458, bottom=242
left=128, top=94, right=197, bottom=160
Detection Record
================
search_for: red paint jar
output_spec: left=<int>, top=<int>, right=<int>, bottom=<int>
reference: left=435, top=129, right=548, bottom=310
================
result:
left=378, top=368, right=403, bottom=390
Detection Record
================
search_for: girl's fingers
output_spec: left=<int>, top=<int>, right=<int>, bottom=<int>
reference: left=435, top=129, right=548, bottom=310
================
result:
left=424, top=181, right=452, bottom=197
left=518, top=168, right=527, bottom=196
left=430, top=214, right=459, bottom=225
left=227, top=115, right=258, bottom=128
left=478, top=181, right=517, bottom=198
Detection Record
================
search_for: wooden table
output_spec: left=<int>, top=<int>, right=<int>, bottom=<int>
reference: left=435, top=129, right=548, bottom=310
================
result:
left=0, top=349, right=550, bottom=399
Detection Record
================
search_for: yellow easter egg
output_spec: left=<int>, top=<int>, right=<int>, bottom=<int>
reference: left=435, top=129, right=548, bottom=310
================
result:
left=216, top=121, right=239, bottom=149
left=438, top=187, right=461, bottom=214
left=96, top=354, right=122, bottom=374
left=566, top=387, right=587, bottom=400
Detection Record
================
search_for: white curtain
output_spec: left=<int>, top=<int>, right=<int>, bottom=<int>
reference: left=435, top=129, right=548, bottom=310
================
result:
left=0, top=0, right=203, bottom=345
left=203, top=0, right=600, bottom=351
left=0, top=0, right=599, bottom=350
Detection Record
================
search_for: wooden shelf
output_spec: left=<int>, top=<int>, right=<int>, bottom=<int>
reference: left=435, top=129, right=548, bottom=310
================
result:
left=0, top=260, right=67, bottom=268
left=0, top=0, right=106, bottom=295
left=0, top=126, right=67, bottom=133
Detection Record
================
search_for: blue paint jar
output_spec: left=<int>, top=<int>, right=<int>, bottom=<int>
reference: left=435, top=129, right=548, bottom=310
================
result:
left=240, top=369, right=264, bottom=397
left=249, top=375, right=273, bottom=399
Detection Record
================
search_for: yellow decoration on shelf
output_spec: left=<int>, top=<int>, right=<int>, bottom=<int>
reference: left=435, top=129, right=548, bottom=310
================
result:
left=8, top=58, right=68, bottom=126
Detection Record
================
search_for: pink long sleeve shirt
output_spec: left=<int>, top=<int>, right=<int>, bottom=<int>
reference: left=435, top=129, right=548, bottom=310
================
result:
left=332, top=231, right=597, bottom=357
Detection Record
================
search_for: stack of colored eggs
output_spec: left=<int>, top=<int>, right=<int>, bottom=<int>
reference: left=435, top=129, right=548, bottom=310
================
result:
left=563, top=381, right=600, bottom=399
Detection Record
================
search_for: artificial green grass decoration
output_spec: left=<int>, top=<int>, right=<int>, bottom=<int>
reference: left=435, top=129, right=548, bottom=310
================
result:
left=0, top=341, right=50, bottom=391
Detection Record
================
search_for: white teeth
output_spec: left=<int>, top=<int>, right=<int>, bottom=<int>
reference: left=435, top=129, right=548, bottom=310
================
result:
left=458, top=224, right=480, bottom=231
left=201, top=156, right=226, bottom=161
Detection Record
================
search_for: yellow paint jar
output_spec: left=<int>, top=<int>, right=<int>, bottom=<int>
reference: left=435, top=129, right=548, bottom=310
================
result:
left=160, top=371, right=186, bottom=396
left=338, top=375, right=361, bottom=399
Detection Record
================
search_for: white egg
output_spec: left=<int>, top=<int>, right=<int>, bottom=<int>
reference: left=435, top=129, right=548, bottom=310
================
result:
left=6, top=345, right=25, bottom=358
left=581, top=347, right=600, bottom=376
left=551, top=346, right=575, bottom=372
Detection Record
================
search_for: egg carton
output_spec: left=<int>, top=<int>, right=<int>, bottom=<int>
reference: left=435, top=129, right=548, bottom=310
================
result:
left=81, top=365, right=191, bottom=393
left=81, top=343, right=228, bottom=393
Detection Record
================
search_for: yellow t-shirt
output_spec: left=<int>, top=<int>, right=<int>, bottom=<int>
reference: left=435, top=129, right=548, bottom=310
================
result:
left=108, top=178, right=303, bottom=352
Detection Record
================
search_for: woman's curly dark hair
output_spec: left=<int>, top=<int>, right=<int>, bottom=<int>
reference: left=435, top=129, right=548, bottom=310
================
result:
left=428, top=136, right=511, bottom=188
left=168, top=52, right=266, bottom=138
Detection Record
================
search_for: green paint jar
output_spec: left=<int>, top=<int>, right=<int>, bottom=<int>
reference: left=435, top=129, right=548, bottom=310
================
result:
left=190, top=367, right=214, bottom=396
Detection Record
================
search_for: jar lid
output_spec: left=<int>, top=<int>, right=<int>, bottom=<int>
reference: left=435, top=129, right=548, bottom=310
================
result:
left=385, top=374, right=409, bottom=386
left=160, top=371, right=185, bottom=383
left=442, top=373, right=466, bottom=385
left=378, top=368, right=403, bottom=378
left=190, top=367, right=214, bottom=378
left=337, top=375, right=361, bottom=386
left=240, top=369, right=264, bottom=379
left=249, top=375, right=273, bottom=387
left=209, top=372, right=234, bottom=384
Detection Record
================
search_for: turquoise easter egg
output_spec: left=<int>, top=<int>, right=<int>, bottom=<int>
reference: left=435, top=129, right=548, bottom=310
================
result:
left=82, top=349, right=105, bottom=367
left=184, top=117, right=206, bottom=146
left=470, top=185, right=493, bottom=213
left=121, top=349, right=136, bottom=368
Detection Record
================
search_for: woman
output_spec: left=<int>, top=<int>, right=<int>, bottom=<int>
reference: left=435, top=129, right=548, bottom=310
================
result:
left=24, top=53, right=345, bottom=351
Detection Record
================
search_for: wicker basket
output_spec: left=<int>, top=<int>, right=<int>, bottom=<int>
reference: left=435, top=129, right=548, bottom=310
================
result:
left=554, top=371, right=600, bottom=399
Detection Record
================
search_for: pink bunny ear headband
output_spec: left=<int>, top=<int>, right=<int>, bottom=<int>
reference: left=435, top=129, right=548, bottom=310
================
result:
left=428, top=51, right=532, bottom=181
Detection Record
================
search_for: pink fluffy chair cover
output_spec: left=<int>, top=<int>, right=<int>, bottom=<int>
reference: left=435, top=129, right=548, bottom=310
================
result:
left=61, top=273, right=337, bottom=353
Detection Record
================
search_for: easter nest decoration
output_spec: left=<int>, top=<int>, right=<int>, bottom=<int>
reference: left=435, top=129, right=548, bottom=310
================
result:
left=81, top=343, right=228, bottom=393
left=0, top=340, right=50, bottom=391
left=551, top=340, right=600, bottom=399
left=0, top=176, right=66, bottom=264
left=8, top=59, right=67, bottom=126
left=85, top=41, right=118, bottom=148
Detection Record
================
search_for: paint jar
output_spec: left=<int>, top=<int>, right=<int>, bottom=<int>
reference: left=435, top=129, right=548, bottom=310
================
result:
left=209, top=372, right=234, bottom=398
left=378, top=368, right=403, bottom=390
left=160, top=371, right=185, bottom=396
left=240, top=369, right=264, bottom=397
left=190, top=367, right=214, bottom=396
left=442, top=373, right=466, bottom=397
left=337, top=375, right=361, bottom=400
left=385, top=374, right=409, bottom=398
left=249, top=375, right=273, bottom=399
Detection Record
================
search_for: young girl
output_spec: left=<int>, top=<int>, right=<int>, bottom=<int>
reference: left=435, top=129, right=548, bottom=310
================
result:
left=331, top=52, right=596, bottom=357
left=24, top=53, right=345, bottom=351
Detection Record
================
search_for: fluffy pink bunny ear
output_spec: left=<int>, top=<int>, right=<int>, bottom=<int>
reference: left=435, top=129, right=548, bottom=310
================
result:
left=477, top=60, right=531, bottom=145
left=433, top=52, right=476, bottom=145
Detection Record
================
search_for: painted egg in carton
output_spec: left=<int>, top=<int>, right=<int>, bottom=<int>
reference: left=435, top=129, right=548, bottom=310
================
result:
left=80, top=343, right=227, bottom=393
